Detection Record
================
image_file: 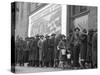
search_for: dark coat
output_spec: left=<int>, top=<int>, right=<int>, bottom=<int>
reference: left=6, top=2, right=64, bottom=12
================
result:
left=49, top=37, right=55, bottom=61
left=70, top=32, right=81, bottom=67
left=92, top=32, right=97, bottom=66
left=21, top=41, right=28, bottom=63
left=58, top=40, right=66, bottom=61
left=67, top=32, right=74, bottom=60
left=34, top=38, right=40, bottom=61
left=42, top=39, right=51, bottom=62
left=80, top=33, right=87, bottom=60
left=67, top=32, right=73, bottom=49
left=54, top=35, right=61, bottom=60
left=28, top=39, right=36, bottom=61
left=71, top=32, right=81, bottom=47
left=86, top=32, right=94, bottom=62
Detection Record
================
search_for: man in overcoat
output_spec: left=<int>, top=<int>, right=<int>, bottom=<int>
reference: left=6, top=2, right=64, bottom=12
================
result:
left=86, top=29, right=94, bottom=67
left=37, top=35, right=44, bottom=67
left=54, top=34, right=62, bottom=67
left=80, top=29, right=87, bottom=68
left=71, top=27, right=81, bottom=68
left=49, top=33, right=56, bottom=67
left=34, top=34, right=40, bottom=67
left=42, top=35, right=50, bottom=67
left=28, top=37, right=36, bottom=67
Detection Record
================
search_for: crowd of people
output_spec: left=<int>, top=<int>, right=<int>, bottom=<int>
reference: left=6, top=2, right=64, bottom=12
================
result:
left=15, top=27, right=97, bottom=69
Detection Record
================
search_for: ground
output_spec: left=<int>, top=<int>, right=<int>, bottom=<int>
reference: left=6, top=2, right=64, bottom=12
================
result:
left=15, top=66, right=63, bottom=73
left=14, top=63, right=93, bottom=73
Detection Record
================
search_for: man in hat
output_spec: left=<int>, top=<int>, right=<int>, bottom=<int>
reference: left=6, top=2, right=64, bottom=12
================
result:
left=86, top=29, right=94, bottom=68
left=49, top=33, right=56, bottom=67
left=37, top=35, right=44, bottom=67
left=67, top=30, right=74, bottom=65
left=42, top=34, right=50, bottom=67
left=28, top=37, right=36, bottom=67
left=92, top=30, right=97, bottom=68
left=34, top=34, right=40, bottom=67
left=80, top=29, right=87, bottom=68
left=71, top=27, right=81, bottom=68
left=54, top=34, right=62, bottom=67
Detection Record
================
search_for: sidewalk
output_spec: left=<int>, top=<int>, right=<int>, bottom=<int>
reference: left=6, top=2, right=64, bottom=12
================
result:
left=15, top=66, right=63, bottom=73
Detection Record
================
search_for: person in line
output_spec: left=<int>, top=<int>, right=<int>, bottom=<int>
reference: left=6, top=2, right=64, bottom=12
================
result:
left=80, top=29, right=87, bottom=68
left=86, top=29, right=94, bottom=68
left=28, top=37, right=35, bottom=67
left=66, top=30, right=73, bottom=66
left=71, top=27, right=81, bottom=68
left=92, top=29, right=97, bottom=68
left=37, top=35, right=44, bottom=67
left=34, top=34, right=40, bottom=67
left=42, top=35, right=50, bottom=67
left=57, top=34, right=66, bottom=69
left=49, top=33, right=56, bottom=67
left=54, top=34, right=62, bottom=68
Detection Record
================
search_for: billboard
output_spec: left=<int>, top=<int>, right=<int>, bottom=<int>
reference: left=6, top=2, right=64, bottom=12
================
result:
left=74, top=14, right=88, bottom=32
left=28, top=4, right=62, bottom=37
